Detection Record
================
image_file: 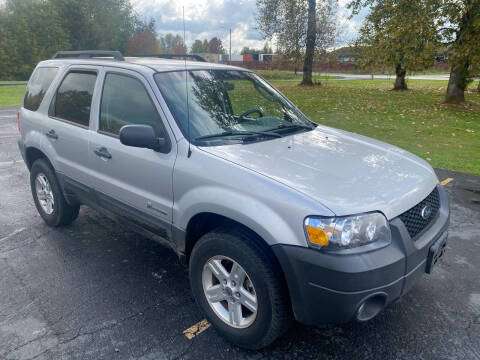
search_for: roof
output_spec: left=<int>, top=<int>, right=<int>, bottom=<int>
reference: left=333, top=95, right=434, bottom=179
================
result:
left=38, top=56, right=246, bottom=74
left=329, top=46, right=360, bottom=57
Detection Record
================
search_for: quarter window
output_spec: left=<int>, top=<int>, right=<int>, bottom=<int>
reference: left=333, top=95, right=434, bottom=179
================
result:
left=99, top=73, right=161, bottom=135
left=24, top=67, right=59, bottom=111
left=54, top=71, right=97, bottom=127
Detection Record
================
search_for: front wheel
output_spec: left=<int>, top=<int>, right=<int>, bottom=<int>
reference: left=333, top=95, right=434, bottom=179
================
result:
left=189, top=226, right=291, bottom=349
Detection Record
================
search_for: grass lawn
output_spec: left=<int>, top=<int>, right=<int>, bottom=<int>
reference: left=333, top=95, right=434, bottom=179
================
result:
left=0, top=85, right=26, bottom=107
left=271, top=79, right=480, bottom=175
left=1, top=79, right=479, bottom=175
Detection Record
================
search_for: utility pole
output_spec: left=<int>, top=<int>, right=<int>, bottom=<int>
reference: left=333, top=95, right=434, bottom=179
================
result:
left=229, top=28, right=232, bottom=64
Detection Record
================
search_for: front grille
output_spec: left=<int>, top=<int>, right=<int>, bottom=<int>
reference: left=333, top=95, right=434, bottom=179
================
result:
left=399, top=187, right=440, bottom=239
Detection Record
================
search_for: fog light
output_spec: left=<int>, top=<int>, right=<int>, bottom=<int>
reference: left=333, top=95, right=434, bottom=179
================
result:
left=356, top=293, right=387, bottom=322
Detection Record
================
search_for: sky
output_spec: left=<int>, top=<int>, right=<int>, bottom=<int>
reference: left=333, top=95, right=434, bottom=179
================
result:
left=131, top=0, right=366, bottom=53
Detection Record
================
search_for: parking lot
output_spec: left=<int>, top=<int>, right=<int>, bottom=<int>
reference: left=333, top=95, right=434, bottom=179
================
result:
left=1, top=105, right=479, bottom=360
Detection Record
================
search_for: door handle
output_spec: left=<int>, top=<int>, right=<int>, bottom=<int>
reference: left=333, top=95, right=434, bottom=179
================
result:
left=94, top=147, right=112, bottom=159
left=45, top=129, right=58, bottom=140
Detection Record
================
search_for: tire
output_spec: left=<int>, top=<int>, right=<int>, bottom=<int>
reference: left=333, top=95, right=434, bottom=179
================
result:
left=30, top=158, right=79, bottom=227
left=189, top=226, right=291, bottom=349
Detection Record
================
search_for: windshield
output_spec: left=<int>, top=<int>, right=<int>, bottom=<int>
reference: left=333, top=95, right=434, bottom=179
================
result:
left=154, top=70, right=315, bottom=145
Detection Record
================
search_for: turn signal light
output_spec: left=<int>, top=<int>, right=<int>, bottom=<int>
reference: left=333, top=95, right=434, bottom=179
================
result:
left=305, top=225, right=329, bottom=246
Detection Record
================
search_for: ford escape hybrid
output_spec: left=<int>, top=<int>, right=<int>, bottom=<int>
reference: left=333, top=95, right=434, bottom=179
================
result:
left=18, top=50, right=449, bottom=349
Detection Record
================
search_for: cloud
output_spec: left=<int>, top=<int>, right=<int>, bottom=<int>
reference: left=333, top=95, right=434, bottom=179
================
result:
left=131, top=0, right=365, bottom=53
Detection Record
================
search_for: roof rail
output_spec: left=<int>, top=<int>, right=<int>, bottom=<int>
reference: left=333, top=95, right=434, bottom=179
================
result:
left=134, top=54, right=206, bottom=62
left=52, top=50, right=124, bottom=61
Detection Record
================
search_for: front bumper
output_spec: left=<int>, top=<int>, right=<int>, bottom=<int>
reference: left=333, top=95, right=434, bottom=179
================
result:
left=272, top=185, right=450, bottom=325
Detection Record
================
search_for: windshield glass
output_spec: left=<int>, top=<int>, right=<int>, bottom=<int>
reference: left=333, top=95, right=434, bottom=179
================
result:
left=154, top=70, right=315, bottom=144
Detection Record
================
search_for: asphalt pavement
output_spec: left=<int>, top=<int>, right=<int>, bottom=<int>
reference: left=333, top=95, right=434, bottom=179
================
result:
left=1, top=106, right=479, bottom=359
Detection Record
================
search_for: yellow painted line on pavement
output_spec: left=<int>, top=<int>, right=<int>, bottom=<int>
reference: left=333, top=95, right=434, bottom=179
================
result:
left=440, top=178, right=453, bottom=186
left=0, top=159, right=23, bottom=166
left=0, top=135, right=18, bottom=139
left=183, top=319, right=211, bottom=339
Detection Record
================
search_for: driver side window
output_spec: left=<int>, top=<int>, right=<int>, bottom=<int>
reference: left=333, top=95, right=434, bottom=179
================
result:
left=99, top=73, right=163, bottom=136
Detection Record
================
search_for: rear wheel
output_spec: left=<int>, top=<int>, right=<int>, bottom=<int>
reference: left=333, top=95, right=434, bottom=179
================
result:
left=189, top=226, right=291, bottom=349
left=30, top=158, right=79, bottom=227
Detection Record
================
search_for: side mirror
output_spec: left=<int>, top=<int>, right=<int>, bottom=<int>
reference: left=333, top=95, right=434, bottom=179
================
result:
left=119, top=125, right=169, bottom=152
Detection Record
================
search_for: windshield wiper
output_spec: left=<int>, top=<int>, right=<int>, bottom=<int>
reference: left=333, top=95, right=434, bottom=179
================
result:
left=266, top=123, right=316, bottom=132
left=195, top=130, right=282, bottom=141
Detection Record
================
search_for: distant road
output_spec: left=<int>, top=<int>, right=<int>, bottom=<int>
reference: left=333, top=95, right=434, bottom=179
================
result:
left=0, top=81, right=27, bottom=86
left=316, top=73, right=453, bottom=81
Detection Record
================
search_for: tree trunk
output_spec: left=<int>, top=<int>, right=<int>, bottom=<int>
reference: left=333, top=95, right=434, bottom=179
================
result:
left=301, top=0, right=316, bottom=86
left=445, top=61, right=469, bottom=103
left=444, top=4, right=474, bottom=103
left=477, top=80, right=480, bottom=92
left=393, top=64, right=407, bottom=90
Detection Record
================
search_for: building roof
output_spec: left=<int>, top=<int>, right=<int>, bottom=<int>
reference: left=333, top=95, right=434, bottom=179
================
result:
left=329, top=46, right=361, bottom=58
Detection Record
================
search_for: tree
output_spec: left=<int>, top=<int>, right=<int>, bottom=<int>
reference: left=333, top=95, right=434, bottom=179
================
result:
left=241, top=44, right=273, bottom=55
left=50, top=0, right=139, bottom=53
left=256, top=0, right=337, bottom=85
left=441, top=0, right=480, bottom=103
left=191, top=40, right=204, bottom=53
left=202, top=39, right=210, bottom=52
left=349, top=0, right=441, bottom=90
left=0, top=0, right=70, bottom=79
left=173, top=43, right=187, bottom=54
left=208, top=37, right=225, bottom=54
left=159, top=33, right=185, bottom=53
left=125, top=20, right=160, bottom=55
left=0, top=0, right=151, bottom=79
left=191, top=39, right=210, bottom=53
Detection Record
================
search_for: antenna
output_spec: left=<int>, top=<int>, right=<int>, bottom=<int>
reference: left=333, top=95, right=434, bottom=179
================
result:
left=183, top=6, right=192, bottom=158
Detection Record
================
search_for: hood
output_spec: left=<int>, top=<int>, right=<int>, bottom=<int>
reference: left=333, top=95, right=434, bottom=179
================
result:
left=199, top=126, right=438, bottom=220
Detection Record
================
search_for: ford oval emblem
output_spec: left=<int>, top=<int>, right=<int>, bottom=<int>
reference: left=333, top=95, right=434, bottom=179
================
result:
left=421, top=205, right=432, bottom=220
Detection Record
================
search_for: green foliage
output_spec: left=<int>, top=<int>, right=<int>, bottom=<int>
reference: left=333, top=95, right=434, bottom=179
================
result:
left=0, top=0, right=70, bottom=79
left=256, top=0, right=337, bottom=84
left=50, top=0, right=137, bottom=52
left=350, top=0, right=441, bottom=75
left=440, top=0, right=480, bottom=72
left=241, top=43, right=273, bottom=55
left=0, top=0, right=147, bottom=80
left=159, top=33, right=186, bottom=54
left=190, top=37, right=225, bottom=54
left=191, top=39, right=210, bottom=53
left=125, top=19, right=160, bottom=55
left=208, top=37, right=224, bottom=54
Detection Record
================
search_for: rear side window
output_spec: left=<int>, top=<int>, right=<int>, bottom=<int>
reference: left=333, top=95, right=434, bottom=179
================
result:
left=54, top=71, right=97, bottom=127
left=99, top=73, right=162, bottom=135
left=23, top=67, right=59, bottom=111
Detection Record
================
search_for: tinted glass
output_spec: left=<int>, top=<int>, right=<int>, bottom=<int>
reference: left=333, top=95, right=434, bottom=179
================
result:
left=154, top=70, right=313, bottom=143
left=100, top=73, right=161, bottom=135
left=24, top=67, right=59, bottom=111
left=54, top=71, right=97, bottom=126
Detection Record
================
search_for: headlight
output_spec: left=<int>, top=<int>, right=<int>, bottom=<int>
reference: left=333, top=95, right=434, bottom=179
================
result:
left=304, top=213, right=391, bottom=251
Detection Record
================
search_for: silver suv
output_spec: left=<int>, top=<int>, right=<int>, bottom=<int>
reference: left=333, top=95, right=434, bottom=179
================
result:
left=18, top=50, right=449, bottom=349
